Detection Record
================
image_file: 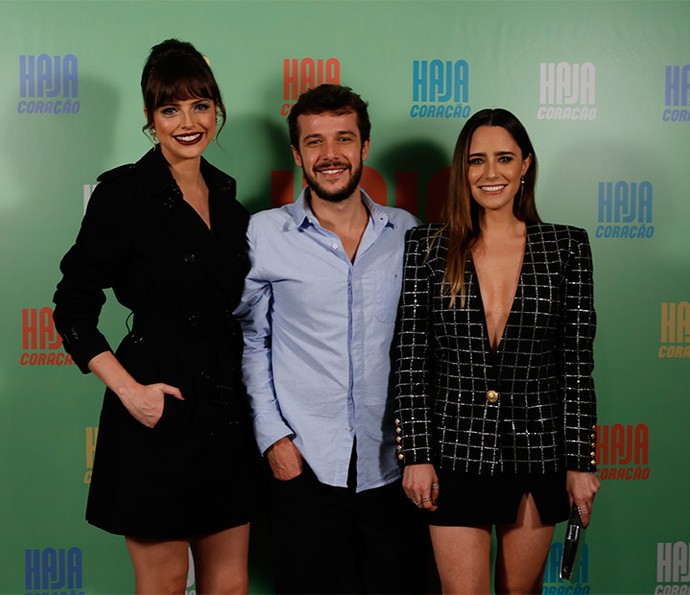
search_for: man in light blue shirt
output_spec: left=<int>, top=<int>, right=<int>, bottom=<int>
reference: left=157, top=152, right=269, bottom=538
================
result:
left=236, top=84, right=427, bottom=593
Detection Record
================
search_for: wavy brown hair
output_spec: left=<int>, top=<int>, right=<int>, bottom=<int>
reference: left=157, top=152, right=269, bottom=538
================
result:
left=438, top=108, right=541, bottom=307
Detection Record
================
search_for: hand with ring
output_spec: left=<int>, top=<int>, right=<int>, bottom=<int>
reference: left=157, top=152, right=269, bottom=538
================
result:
left=402, top=463, right=439, bottom=511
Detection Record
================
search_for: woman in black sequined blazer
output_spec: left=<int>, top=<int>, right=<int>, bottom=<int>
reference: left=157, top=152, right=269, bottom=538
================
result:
left=393, top=108, right=600, bottom=593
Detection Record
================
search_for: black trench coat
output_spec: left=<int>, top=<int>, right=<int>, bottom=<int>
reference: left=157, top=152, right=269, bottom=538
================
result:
left=54, top=149, right=258, bottom=538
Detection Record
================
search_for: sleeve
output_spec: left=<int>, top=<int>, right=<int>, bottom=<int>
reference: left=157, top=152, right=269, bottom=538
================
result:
left=392, top=228, right=435, bottom=465
left=234, top=217, right=294, bottom=455
left=52, top=182, right=131, bottom=374
left=557, top=227, right=598, bottom=472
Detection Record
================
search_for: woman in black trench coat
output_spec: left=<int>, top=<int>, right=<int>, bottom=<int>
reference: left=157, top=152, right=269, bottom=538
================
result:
left=53, top=39, right=258, bottom=594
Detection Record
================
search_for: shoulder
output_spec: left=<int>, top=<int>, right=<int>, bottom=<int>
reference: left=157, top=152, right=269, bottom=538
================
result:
left=402, top=224, right=447, bottom=266
left=247, top=204, right=295, bottom=235
left=376, top=204, right=419, bottom=229
left=528, top=221, right=590, bottom=245
left=406, top=223, right=443, bottom=242
left=527, top=222, right=593, bottom=265
left=92, top=149, right=163, bottom=201
left=96, top=163, right=137, bottom=184
left=200, top=157, right=237, bottom=197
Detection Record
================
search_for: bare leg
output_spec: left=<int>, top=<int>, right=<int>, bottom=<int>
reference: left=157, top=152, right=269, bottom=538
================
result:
left=125, top=537, right=189, bottom=595
left=190, top=524, right=250, bottom=594
left=495, top=493, right=554, bottom=594
left=429, top=525, right=492, bottom=594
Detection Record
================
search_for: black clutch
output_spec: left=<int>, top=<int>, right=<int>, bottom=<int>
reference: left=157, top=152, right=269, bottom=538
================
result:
left=559, top=503, right=587, bottom=582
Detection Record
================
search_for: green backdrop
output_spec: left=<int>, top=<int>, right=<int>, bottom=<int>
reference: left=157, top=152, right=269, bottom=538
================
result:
left=1, top=1, right=689, bottom=593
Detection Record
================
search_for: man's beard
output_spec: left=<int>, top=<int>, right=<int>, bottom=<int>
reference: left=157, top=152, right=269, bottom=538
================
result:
left=303, top=159, right=363, bottom=203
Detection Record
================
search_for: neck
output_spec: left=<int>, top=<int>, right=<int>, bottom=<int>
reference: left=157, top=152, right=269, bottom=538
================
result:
left=478, top=208, right=524, bottom=238
left=308, top=188, right=367, bottom=231
left=161, top=150, right=203, bottom=188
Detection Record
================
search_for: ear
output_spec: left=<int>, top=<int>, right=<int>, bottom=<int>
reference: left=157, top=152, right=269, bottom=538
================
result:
left=291, top=145, right=303, bottom=168
left=521, top=153, right=533, bottom=177
left=361, top=139, right=370, bottom=162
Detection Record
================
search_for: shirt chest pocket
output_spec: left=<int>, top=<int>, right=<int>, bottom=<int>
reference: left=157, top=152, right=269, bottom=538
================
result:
left=374, top=269, right=402, bottom=323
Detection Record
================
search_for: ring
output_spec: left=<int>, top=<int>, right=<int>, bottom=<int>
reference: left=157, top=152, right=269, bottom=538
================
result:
left=422, top=497, right=432, bottom=503
left=431, top=483, right=440, bottom=490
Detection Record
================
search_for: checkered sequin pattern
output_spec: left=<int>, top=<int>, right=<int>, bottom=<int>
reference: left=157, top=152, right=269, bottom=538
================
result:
left=393, top=222, right=597, bottom=475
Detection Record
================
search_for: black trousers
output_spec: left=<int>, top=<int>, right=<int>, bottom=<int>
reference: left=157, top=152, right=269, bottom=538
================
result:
left=268, top=463, right=429, bottom=594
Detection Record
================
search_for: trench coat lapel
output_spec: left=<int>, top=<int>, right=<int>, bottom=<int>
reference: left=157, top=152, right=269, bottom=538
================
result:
left=135, top=150, right=246, bottom=306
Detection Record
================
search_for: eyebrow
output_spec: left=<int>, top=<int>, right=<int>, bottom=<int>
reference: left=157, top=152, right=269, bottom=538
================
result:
left=159, top=98, right=211, bottom=107
left=468, top=150, right=517, bottom=157
left=302, top=129, right=358, bottom=140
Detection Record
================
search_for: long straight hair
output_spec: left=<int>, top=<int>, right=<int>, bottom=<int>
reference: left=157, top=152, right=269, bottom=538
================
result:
left=438, top=108, right=541, bottom=307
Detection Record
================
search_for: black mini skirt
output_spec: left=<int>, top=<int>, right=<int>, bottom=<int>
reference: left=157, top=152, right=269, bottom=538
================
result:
left=427, top=469, right=569, bottom=527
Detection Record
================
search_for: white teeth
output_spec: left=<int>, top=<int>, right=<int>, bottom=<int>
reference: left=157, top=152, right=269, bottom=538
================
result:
left=321, top=168, right=344, bottom=175
left=481, top=185, right=505, bottom=191
left=177, top=133, right=201, bottom=142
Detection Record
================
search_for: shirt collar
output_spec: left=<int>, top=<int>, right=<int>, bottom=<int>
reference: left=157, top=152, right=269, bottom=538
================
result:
left=286, top=187, right=392, bottom=231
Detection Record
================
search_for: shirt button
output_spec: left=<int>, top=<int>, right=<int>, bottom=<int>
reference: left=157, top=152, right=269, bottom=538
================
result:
left=345, top=425, right=353, bottom=432
left=331, top=243, right=339, bottom=250
left=486, top=390, right=499, bottom=404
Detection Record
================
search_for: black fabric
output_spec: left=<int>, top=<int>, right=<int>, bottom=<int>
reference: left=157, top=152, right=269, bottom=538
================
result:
left=268, top=464, right=429, bottom=594
left=53, top=149, right=260, bottom=537
left=394, top=222, right=597, bottom=476
left=428, top=470, right=569, bottom=527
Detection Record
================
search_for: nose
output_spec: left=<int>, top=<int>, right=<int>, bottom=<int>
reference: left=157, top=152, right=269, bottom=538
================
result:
left=321, top=138, right=338, bottom=159
left=484, top=159, right=498, bottom=179
left=179, top=108, right=194, bottom=128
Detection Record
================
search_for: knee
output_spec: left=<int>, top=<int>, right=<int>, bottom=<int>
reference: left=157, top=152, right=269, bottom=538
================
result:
left=196, top=571, right=248, bottom=595
left=495, top=576, right=544, bottom=595
left=134, top=572, right=188, bottom=595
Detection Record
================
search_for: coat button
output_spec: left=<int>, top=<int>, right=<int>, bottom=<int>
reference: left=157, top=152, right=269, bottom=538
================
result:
left=486, top=390, right=499, bottom=404
left=184, top=253, right=196, bottom=263
left=187, top=313, right=199, bottom=327
left=397, top=454, right=404, bottom=461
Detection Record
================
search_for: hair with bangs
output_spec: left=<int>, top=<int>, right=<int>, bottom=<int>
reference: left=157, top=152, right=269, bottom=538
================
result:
left=438, top=108, right=541, bottom=307
left=141, top=39, right=227, bottom=135
left=287, top=84, right=370, bottom=148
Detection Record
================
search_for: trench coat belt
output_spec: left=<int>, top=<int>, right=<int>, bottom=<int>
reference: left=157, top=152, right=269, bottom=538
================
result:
left=130, top=313, right=245, bottom=411
left=130, top=312, right=238, bottom=342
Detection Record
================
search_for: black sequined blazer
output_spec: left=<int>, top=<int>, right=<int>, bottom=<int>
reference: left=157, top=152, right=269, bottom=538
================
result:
left=393, top=222, right=597, bottom=475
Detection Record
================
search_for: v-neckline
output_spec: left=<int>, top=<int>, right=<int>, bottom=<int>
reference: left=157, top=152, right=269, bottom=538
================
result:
left=470, top=228, right=529, bottom=355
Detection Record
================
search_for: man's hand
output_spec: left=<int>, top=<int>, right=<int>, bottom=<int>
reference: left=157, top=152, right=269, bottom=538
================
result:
left=266, top=437, right=304, bottom=481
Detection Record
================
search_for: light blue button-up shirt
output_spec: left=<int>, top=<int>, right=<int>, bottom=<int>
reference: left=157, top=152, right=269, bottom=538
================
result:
left=236, top=188, right=419, bottom=492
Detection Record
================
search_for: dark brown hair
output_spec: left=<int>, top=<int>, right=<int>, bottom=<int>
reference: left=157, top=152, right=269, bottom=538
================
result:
left=141, top=39, right=227, bottom=135
left=288, top=84, right=370, bottom=148
left=440, top=108, right=541, bottom=307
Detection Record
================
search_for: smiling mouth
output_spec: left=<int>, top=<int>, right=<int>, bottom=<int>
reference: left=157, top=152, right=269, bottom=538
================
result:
left=174, top=133, right=203, bottom=144
left=316, top=163, right=349, bottom=177
left=480, top=184, right=507, bottom=192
